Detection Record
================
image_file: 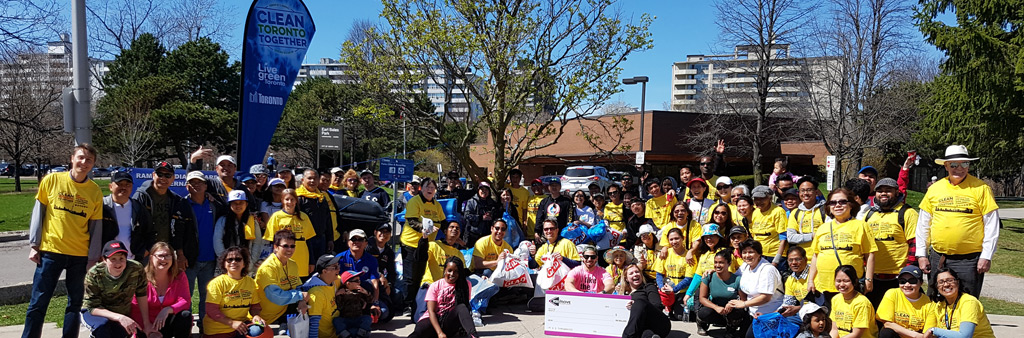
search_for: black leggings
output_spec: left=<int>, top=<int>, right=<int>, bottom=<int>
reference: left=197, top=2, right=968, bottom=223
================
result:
left=622, top=298, right=671, bottom=338
left=409, top=304, right=477, bottom=338
left=139, top=310, right=192, bottom=338
left=696, top=304, right=750, bottom=329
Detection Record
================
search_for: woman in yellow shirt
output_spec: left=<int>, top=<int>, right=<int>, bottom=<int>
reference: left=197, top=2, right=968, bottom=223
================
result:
left=205, top=246, right=265, bottom=337
left=922, top=268, right=996, bottom=338
left=263, top=189, right=316, bottom=276
left=656, top=228, right=695, bottom=321
left=878, top=265, right=931, bottom=338
left=830, top=265, right=878, bottom=338
left=808, top=188, right=876, bottom=304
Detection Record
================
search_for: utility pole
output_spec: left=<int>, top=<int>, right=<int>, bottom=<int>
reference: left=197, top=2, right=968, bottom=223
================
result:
left=70, top=0, right=91, bottom=145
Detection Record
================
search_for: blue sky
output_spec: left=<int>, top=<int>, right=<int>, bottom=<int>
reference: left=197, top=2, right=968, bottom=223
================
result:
left=214, top=0, right=944, bottom=110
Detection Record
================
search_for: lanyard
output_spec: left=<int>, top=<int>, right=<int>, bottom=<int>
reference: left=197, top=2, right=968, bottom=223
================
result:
left=943, top=295, right=960, bottom=330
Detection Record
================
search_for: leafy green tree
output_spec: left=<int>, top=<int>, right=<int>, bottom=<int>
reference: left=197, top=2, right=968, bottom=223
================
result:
left=914, top=0, right=1024, bottom=182
left=343, top=0, right=652, bottom=188
left=151, top=101, right=236, bottom=164
left=102, top=33, right=166, bottom=89
left=160, top=37, right=241, bottom=112
left=93, top=76, right=185, bottom=165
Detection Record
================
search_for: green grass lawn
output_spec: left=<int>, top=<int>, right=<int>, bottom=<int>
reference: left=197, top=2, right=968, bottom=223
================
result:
left=991, top=219, right=1024, bottom=278
left=997, top=200, right=1024, bottom=209
left=0, top=177, right=109, bottom=232
left=0, top=295, right=66, bottom=327
left=981, top=297, right=1024, bottom=316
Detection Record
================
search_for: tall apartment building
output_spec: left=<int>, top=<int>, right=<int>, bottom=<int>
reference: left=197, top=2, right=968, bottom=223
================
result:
left=670, top=44, right=831, bottom=115
left=0, top=34, right=109, bottom=101
left=295, top=58, right=479, bottom=121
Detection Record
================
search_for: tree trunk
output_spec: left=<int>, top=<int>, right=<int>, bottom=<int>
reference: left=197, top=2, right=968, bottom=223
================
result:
left=13, top=158, right=22, bottom=192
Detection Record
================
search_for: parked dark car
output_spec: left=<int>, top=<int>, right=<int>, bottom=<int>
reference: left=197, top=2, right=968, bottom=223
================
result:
left=92, top=167, right=112, bottom=177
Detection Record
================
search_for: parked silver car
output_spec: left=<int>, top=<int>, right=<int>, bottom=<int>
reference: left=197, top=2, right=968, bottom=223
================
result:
left=560, top=166, right=613, bottom=195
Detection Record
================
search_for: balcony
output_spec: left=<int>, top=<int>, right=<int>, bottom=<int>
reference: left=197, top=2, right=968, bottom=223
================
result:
left=675, top=68, right=697, bottom=75
left=677, top=79, right=697, bottom=85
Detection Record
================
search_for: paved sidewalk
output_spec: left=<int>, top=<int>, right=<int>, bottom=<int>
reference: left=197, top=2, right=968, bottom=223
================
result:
left=3, top=303, right=1023, bottom=338
left=983, top=273, right=1024, bottom=305
left=1000, top=208, right=1024, bottom=219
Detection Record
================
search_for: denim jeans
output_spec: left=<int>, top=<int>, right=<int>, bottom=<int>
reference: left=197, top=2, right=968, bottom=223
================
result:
left=333, top=315, right=372, bottom=336
left=81, top=309, right=132, bottom=338
left=186, top=260, right=217, bottom=331
left=469, top=275, right=499, bottom=313
left=22, top=252, right=88, bottom=338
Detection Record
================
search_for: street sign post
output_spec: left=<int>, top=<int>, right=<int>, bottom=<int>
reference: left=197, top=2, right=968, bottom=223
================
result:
left=826, top=155, right=836, bottom=190
left=635, top=151, right=645, bottom=165
left=381, top=158, right=415, bottom=236
left=318, top=126, right=342, bottom=168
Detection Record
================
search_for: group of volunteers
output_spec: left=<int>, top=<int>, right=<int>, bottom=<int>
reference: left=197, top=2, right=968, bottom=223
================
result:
left=22, top=141, right=1001, bottom=338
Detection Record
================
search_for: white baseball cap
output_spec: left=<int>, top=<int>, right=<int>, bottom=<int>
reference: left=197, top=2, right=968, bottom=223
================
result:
left=186, top=171, right=206, bottom=182
left=715, top=176, right=733, bottom=186
left=216, top=155, right=237, bottom=166
left=228, top=190, right=247, bottom=202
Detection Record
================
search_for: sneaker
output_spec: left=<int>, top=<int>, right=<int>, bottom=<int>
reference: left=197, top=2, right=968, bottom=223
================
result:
left=472, top=311, right=484, bottom=327
left=697, top=324, right=708, bottom=336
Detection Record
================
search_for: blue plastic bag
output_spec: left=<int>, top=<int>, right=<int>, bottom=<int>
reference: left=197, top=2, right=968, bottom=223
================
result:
left=502, top=210, right=525, bottom=247
left=561, top=224, right=587, bottom=245
left=752, top=312, right=800, bottom=338
left=583, top=220, right=608, bottom=245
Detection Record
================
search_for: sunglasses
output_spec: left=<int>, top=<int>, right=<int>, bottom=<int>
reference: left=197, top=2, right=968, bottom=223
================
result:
left=826, top=199, right=850, bottom=207
left=582, top=255, right=598, bottom=260
left=493, top=227, right=507, bottom=232
left=897, top=277, right=919, bottom=285
left=155, top=172, right=174, bottom=179
left=225, top=257, right=243, bottom=263
left=947, top=161, right=970, bottom=169
left=543, top=227, right=558, bottom=231
left=700, top=162, right=712, bottom=166
left=277, top=244, right=296, bottom=249
left=350, top=237, right=366, bottom=242
left=713, top=211, right=729, bottom=215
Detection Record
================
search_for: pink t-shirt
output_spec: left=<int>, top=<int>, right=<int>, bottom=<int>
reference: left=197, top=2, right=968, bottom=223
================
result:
left=568, top=265, right=612, bottom=293
left=418, top=279, right=473, bottom=321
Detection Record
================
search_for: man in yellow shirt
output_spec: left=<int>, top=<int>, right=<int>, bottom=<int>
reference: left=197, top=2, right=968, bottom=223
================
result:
left=473, top=220, right=513, bottom=274
left=916, top=145, right=1000, bottom=297
left=645, top=179, right=675, bottom=228
left=303, top=254, right=343, bottom=338
left=750, top=185, right=788, bottom=271
left=507, top=169, right=530, bottom=221
left=863, top=178, right=918, bottom=306
left=525, top=179, right=546, bottom=240
left=25, top=144, right=104, bottom=338
left=787, top=177, right=826, bottom=251
left=256, top=229, right=308, bottom=325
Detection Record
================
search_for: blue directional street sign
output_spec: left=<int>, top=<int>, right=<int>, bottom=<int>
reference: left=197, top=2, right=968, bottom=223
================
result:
left=380, top=158, right=414, bottom=182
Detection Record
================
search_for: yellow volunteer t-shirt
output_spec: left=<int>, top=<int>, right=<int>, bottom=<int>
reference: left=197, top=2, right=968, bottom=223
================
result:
left=604, top=202, right=626, bottom=232
left=811, top=219, right=877, bottom=292
left=263, top=211, right=316, bottom=277
left=637, top=247, right=658, bottom=280
left=401, top=196, right=446, bottom=248
left=924, top=294, right=995, bottom=338
left=831, top=293, right=878, bottom=338
left=751, top=205, right=788, bottom=259
left=473, top=236, right=512, bottom=267
left=534, top=238, right=580, bottom=266
left=919, top=175, right=998, bottom=255
left=659, top=220, right=703, bottom=249
left=421, top=240, right=463, bottom=285
left=787, top=206, right=826, bottom=250
left=877, top=288, right=930, bottom=333
left=255, top=254, right=302, bottom=323
left=645, top=194, right=674, bottom=229
left=510, top=186, right=530, bottom=222
left=307, top=281, right=341, bottom=338
left=657, top=248, right=695, bottom=288
left=204, top=274, right=260, bottom=335
left=36, top=173, right=103, bottom=256
left=526, top=195, right=545, bottom=238
left=785, top=271, right=810, bottom=303
left=203, top=275, right=259, bottom=334
left=242, top=217, right=259, bottom=240
left=865, top=204, right=919, bottom=274
left=694, top=248, right=732, bottom=275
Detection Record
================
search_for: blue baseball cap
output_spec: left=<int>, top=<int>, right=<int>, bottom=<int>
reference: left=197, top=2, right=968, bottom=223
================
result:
left=858, top=166, right=878, bottom=176
left=543, top=176, right=560, bottom=185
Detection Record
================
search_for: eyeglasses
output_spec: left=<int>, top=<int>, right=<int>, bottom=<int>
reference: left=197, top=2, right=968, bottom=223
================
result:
left=898, top=277, right=919, bottom=285
left=347, top=178, right=358, bottom=182
left=153, top=254, right=171, bottom=260
left=582, top=255, right=598, bottom=260
left=826, top=199, right=849, bottom=207
left=947, top=161, right=970, bottom=169
left=350, top=237, right=366, bottom=242
left=936, top=278, right=957, bottom=286
left=277, top=244, right=296, bottom=249
left=155, top=172, right=174, bottom=179
left=225, top=257, right=243, bottom=263
left=799, top=188, right=817, bottom=193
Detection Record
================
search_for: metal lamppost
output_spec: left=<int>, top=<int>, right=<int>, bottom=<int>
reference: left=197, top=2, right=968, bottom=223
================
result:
left=622, top=76, right=649, bottom=151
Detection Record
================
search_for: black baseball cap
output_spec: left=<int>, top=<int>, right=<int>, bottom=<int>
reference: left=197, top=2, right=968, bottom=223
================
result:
left=102, top=240, right=129, bottom=258
left=111, top=171, right=133, bottom=183
left=315, top=254, right=341, bottom=274
left=155, top=161, right=173, bottom=173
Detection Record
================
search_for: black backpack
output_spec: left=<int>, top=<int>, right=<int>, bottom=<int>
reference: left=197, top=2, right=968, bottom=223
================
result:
left=864, top=204, right=912, bottom=230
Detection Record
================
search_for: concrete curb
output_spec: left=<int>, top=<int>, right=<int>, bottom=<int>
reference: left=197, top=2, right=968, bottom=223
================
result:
left=0, top=280, right=65, bottom=306
left=0, top=231, right=27, bottom=243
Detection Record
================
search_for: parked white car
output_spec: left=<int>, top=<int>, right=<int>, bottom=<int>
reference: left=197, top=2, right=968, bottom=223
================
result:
left=560, top=166, right=613, bottom=195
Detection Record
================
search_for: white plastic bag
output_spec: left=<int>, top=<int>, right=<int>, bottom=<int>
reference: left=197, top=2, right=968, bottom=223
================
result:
left=536, top=253, right=570, bottom=291
left=491, top=250, right=533, bottom=288
left=595, top=227, right=624, bottom=250
left=513, top=241, right=534, bottom=262
left=286, top=313, right=309, bottom=338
